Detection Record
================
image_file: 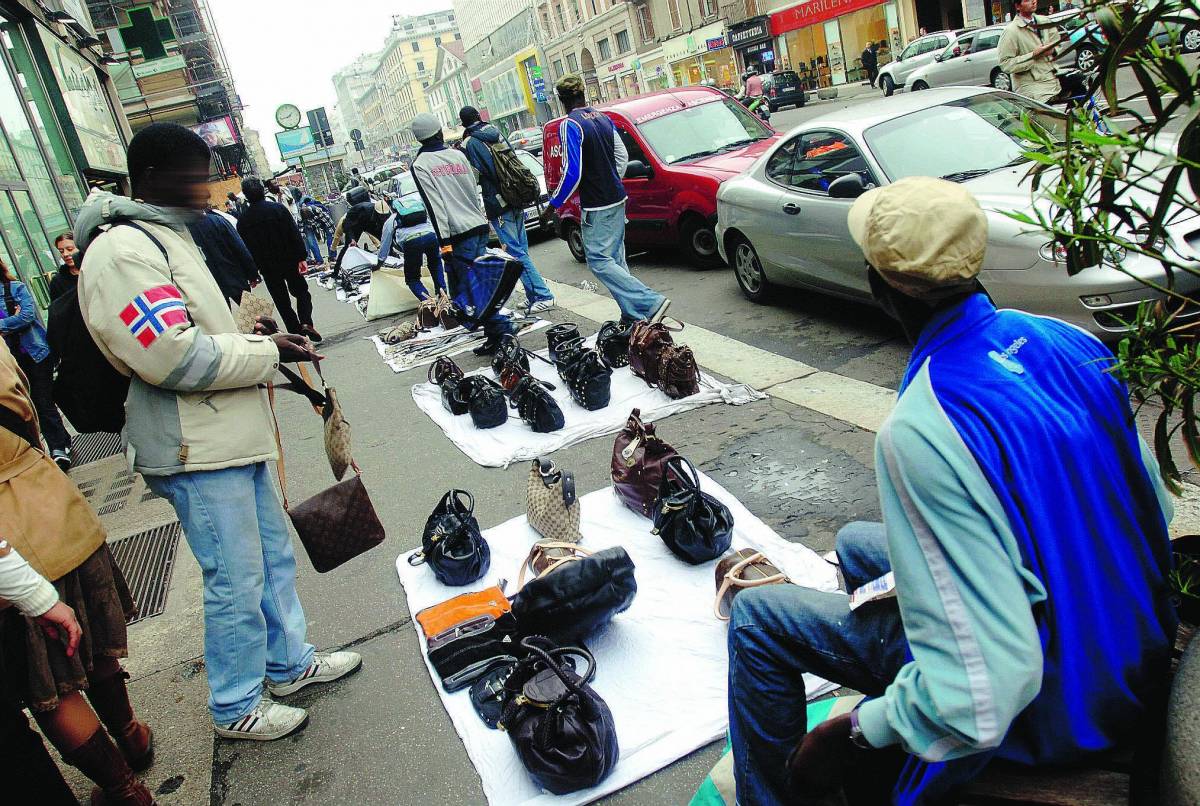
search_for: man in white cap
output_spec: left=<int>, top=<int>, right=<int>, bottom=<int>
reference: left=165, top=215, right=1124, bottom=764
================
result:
left=727, top=176, right=1176, bottom=805
left=409, top=112, right=515, bottom=354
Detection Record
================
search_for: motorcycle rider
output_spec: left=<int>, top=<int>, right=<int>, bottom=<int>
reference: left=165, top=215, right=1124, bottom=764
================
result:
left=738, top=66, right=769, bottom=120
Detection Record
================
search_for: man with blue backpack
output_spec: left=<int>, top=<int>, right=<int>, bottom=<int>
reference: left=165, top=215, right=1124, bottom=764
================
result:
left=377, top=195, right=448, bottom=302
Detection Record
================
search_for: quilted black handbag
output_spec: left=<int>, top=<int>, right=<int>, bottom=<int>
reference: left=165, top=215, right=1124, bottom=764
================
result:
left=454, top=376, right=508, bottom=429
left=596, top=319, right=633, bottom=368
left=546, top=322, right=581, bottom=365
left=409, top=490, right=491, bottom=586
left=430, top=357, right=467, bottom=415
left=556, top=337, right=612, bottom=411
left=509, top=374, right=565, bottom=433
left=499, top=637, right=618, bottom=795
left=511, top=546, right=636, bottom=642
left=652, top=456, right=734, bottom=564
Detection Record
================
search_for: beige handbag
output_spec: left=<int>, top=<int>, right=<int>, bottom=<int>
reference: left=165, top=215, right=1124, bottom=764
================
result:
left=234, top=290, right=274, bottom=334
left=714, top=549, right=790, bottom=621
left=527, top=457, right=580, bottom=542
left=278, top=362, right=356, bottom=481
left=518, top=542, right=593, bottom=589
left=378, top=320, right=421, bottom=345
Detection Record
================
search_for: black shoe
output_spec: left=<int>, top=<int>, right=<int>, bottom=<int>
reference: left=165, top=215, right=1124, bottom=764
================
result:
left=301, top=324, right=323, bottom=343
left=473, top=335, right=503, bottom=356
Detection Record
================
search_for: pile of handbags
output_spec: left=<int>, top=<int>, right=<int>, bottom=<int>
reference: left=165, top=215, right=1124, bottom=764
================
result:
left=627, top=319, right=699, bottom=400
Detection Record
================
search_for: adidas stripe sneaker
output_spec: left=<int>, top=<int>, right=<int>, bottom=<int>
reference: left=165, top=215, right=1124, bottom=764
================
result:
left=214, top=697, right=307, bottom=742
left=267, top=651, right=363, bottom=697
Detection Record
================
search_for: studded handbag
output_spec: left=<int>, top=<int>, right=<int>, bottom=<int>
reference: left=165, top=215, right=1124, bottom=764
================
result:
left=628, top=319, right=682, bottom=387
left=454, top=376, right=508, bottom=429
left=596, top=319, right=633, bottom=368
left=555, top=337, right=612, bottom=411
left=657, top=343, right=701, bottom=399
left=491, top=333, right=530, bottom=377
left=652, top=456, right=733, bottom=564
left=546, top=322, right=581, bottom=365
left=409, top=489, right=491, bottom=587
left=526, top=457, right=580, bottom=541
left=611, top=408, right=679, bottom=517
left=430, top=357, right=467, bottom=415
left=508, top=374, right=564, bottom=433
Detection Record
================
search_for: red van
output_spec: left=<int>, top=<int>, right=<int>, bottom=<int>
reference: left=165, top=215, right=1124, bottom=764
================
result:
left=542, top=86, right=779, bottom=267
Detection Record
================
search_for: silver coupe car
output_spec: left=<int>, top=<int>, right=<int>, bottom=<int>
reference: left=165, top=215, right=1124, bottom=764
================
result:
left=715, top=86, right=1200, bottom=338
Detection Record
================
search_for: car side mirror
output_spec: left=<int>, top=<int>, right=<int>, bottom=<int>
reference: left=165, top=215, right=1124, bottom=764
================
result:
left=828, top=173, right=867, bottom=199
left=934, top=53, right=943, bottom=62
left=625, top=160, right=653, bottom=180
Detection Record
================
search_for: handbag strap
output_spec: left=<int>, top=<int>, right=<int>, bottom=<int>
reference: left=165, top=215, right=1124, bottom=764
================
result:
left=663, top=455, right=700, bottom=494
left=517, top=542, right=592, bottom=589
left=518, top=638, right=597, bottom=709
left=0, top=403, right=41, bottom=454
left=277, top=364, right=328, bottom=410
left=267, top=382, right=290, bottom=510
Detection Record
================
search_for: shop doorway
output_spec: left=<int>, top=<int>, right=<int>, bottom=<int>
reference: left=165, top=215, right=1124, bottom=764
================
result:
left=580, top=48, right=601, bottom=104
left=915, top=0, right=964, bottom=34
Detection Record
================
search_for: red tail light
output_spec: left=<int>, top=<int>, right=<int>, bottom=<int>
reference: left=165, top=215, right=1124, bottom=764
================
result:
left=770, top=88, right=777, bottom=97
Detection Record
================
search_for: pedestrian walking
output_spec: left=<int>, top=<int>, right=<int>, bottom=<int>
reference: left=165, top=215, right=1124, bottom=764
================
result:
left=409, top=112, right=516, bottom=355
left=728, top=177, right=1177, bottom=805
left=299, top=200, right=335, bottom=266
left=377, top=197, right=448, bottom=302
left=237, top=176, right=322, bottom=342
left=0, top=261, right=71, bottom=469
left=0, top=337, right=153, bottom=805
left=224, top=191, right=244, bottom=219
left=76, top=122, right=361, bottom=744
left=459, top=105, right=556, bottom=314
left=999, top=0, right=1062, bottom=103
left=49, top=232, right=78, bottom=302
left=187, top=207, right=260, bottom=306
left=544, top=75, right=670, bottom=325
left=861, top=41, right=879, bottom=86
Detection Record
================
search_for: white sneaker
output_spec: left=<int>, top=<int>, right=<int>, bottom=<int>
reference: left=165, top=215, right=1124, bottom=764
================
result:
left=214, top=697, right=307, bottom=741
left=528, top=299, right=556, bottom=314
left=266, top=651, right=363, bottom=697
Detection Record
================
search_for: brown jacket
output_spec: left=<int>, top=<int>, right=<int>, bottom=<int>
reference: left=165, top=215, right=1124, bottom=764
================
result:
left=0, top=340, right=106, bottom=583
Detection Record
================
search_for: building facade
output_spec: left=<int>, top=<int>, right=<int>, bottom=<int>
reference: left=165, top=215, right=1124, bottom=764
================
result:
left=427, top=40, right=472, bottom=140
left=454, top=0, right=530, bottom=49
left=332, top=51, right=379, bottom=148
left=460, top=6, right=551, bottom=134
left=537, top=0, right=650, bottom=105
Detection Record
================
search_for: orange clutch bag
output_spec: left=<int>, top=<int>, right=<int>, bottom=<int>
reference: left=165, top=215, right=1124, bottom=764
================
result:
left=414, top=585, right=511, bottom=642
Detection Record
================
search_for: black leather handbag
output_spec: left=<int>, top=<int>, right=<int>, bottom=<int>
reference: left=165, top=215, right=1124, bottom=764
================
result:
left=653, top=457, right=734, bottom=564
left=546, top=322, right=581, bottom=365
left=511, top=546, right=636, bottom=642
left=454, top=375, right=508, bottom=429
left=409, top=490, right=491, bottom=586
left=427, top=611, right=519, bottom=692
left=596, top=319, right=633, bottom=368
left=498, top=637, right=619, bottom=795
left=556, top=337, right=612, bottom=411
left=490, top=333, right=530, bottom=377
left=430, top=357, right=467, bottom=415
left=509, top=374, right=565, bottom=433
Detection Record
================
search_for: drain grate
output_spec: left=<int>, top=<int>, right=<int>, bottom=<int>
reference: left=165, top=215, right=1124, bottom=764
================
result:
left=109, top=523, right=182, bottom=624
left=72, top=432, right=124, bottom=466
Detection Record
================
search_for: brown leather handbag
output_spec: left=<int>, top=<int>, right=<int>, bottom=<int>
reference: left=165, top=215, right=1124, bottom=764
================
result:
left=658, top=343, right=700, bottom=399
left=628, top=320, right=682, bottom=387
left=611, top=408, right=679, bottom=517
left=417, top=296, right=440, bottom=329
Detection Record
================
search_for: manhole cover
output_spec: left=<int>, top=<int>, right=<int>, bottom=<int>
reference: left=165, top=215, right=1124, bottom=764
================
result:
left=72, top=432, right=124, bottom=466
left=109, top=523, right=182, bottom=625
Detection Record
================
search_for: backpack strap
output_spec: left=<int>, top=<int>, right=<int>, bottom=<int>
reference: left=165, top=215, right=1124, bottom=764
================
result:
left=0, top=403, right=41, bottom=453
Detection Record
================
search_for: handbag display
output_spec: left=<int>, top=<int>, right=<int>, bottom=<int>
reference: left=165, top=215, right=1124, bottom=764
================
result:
left=430, top=357, right=467, bottom=415
left=596, top=319, right=633, bottom=368
left=714, top=549, right=790, bottom=621
left=454, top=376, right=508, bottom=429
left=409, top=490, right=491, bottom=586
left=447, top=252, right=523, bottom=330
left=427, top=610, right=520, bottom=692
left=417, top=296, right=440, bottom=329
left=526, top=457, right=580, bottom=541
left=415, top=584, right=511, bottom=641
left=436, top=290, right=460, bottom=330
left=611, top=408, right=679, bottom=517
left=379, top=320, right=421, bottom=345
left=508, top=375, right=564, bottom=433
left=546, top=322, right=581, bottom=365
left=498, top=637, right=619, bottom=795
left=555, top=337, right=612, bottom=411
left=234, top=290, right=275, bottom=334
left=470, top=657, right=521, bottom=728
left=511, top=546, right=636, bottom=642
left=490, top=333, right=530, bottom=377
left=653, top=457, right=733, bottom=564
left=657, top=343, right=701, bottom=400
left=628, top=320, right=681, bottom=386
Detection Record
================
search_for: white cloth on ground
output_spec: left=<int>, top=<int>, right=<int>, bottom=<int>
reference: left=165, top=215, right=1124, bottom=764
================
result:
left=395, top=475, right=840, bottom=806
left=369, top=319, right=552, bottom=373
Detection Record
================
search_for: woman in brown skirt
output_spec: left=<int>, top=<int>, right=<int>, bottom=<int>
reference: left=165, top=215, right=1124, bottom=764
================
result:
left=0, top=339, right=154, bottom=805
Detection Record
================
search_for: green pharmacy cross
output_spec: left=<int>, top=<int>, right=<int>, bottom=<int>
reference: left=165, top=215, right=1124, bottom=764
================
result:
left=119, top=5, right=177, bottom=62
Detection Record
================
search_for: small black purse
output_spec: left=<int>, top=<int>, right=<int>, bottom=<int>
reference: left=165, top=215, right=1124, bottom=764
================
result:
left=556, top=337, right=612, bottom=411
left=509, top=374, right=565, bottom=433
left=498, top=637, right=619, bottom=795
left=427, top=611, right=519, bottom=692
left=409, top=490, right=491, bottom=586
left=596, top=319, right=633, bottom=368
left=430, top=357, right=467, bottom=415
left=652, top=456, right=734, bottom=564
left=454, top=375, right=508, bottom=429
left=546, top=322, right=581, bottom=365
left=490, top=333, right=530, bottom=377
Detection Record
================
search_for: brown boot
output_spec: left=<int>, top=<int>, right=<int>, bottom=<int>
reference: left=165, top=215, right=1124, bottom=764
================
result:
left=60, top=727, right=155, bottom=806
left=86, top=671, right=154, bottom=772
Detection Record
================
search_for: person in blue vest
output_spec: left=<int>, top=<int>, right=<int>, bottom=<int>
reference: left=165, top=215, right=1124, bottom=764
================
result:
left=727, top=176, right=1177, bottom=806
left=544, top=74, right=670, bottom=324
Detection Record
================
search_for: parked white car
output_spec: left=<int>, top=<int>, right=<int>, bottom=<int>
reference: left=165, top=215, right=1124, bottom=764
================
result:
left=876, top=29, right=967, bottom=96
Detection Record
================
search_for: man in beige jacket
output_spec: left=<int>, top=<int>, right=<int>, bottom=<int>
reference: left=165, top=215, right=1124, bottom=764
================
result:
left=78, top=123, right=361, bottom=742
left=998, top=0, right=1062, bottom=103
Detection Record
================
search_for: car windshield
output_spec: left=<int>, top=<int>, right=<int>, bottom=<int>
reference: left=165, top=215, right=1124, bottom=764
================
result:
left=864, top=92, right=1067, bottom=181
left=516, top=150, right=544, bottom=176
left=392, top=172, right=417, bottom=196
left=636, top=98, right=772, bottom=164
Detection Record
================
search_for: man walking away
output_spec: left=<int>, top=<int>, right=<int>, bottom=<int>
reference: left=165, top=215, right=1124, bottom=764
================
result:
left=76, top=122, right=361, bottom=743
left=409, top=112, right=516, bottom=355
left=237, top=177, right=322, bottom=342
left=459, top=105, right=556, bottom=315
left=187, top=207, right=260, bottom=306
left=862, top=42, right=879, bottom=87
left=299, top=201, right=334, bottom=266
left=545, top=75, right=669, bottom=325
left=999, top=0, right=1061, bottom=103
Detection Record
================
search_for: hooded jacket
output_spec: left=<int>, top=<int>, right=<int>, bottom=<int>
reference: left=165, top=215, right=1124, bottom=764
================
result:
left=410, top=142, right=489, bottom=245
left=462, top=122, right=508, bottom=219
left=75, top=191, right=280, bottom=477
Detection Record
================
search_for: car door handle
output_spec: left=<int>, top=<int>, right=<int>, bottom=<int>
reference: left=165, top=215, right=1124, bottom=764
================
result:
left=782, top=202, right=802, bottom=215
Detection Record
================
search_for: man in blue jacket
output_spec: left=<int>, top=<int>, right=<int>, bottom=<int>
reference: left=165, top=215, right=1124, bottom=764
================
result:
left=187, top=208, right=260, bottom=305
left=727, top=177, right=1177, bottom=805
left=459, top=106, right=555, bottom=315
left=545, top=75, right=669, bottom=324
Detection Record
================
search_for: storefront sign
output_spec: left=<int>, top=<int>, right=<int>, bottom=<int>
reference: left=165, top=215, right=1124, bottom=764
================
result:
left=729, top=18, right=771, bottom=49
left=706, top=36, right=727, bottom=51
left=608, top=62, right=625, bottom=73
left=663, top=21, right=727, bottom=63
left=36, top=28, right=125, bottom=174
left=771, top=0, right=887, bottom=35
left=131, top=54, right=184, bottom=78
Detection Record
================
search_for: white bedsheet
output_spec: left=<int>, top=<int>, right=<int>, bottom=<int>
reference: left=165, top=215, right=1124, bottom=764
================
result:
left=395, top=476, right=840, bottom=806
left=411, top=345, right=763, bottom=467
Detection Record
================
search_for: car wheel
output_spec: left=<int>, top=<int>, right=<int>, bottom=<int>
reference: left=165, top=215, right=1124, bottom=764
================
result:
left=681, top=216, right=723, bottom=268
left=1184, top=25, right=1200, bottom=53
left=563, top=220, right=586, bottom=263
left=1076, top=44, right=1098, bottom=72
left=731, top=237, right=771, bottom=303
left=991, top=69, right=1012, bottom=91
left=768, top=101, right=778, bottom=112
left=911, top=80, right=929, bottom=91
left=881, top=75, right=895, bottom=97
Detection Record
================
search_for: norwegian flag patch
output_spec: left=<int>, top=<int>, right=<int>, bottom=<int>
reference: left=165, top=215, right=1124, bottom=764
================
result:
left=119, top=285, right=188, bottom=348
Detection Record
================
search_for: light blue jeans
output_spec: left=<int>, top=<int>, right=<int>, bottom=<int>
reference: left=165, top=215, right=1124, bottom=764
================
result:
left=145, top=463, right=314, bottom=724
left=491, top=209, right=553, bottom=304
left=581, top=201, right=663, bottom=321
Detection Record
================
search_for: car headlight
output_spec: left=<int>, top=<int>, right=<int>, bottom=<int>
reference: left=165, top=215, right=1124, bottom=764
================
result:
left=1039, top=242, right=1069, bottom=263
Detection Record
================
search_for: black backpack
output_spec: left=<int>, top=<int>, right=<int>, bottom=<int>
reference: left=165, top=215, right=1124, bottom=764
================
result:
left=47, top=222, right=168, bottom=434
left=478, top=132, right=539, bottom=209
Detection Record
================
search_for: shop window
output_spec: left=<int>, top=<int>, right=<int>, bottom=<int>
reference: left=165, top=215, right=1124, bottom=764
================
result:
left=838, top=5, right=891, bottom=85
left=769, top=130, right=872, bottom=194
left=598, top=37, right=612, bottom=61
left=616, top=30, right=630, bottom=54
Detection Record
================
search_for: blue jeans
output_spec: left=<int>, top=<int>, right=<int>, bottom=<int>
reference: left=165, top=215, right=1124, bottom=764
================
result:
left=580, top=201, right=664, bottom=321
left=401, top=232, right=447, bottom=301
left=727, top=522, right=907, bottom=805
left=145, top=463, right=314, bottom=724
left=491, top=209, right=553, bottom=304
left=451, top=231, right=514, bottom=338
left=303, top=230, right=323, bottom=264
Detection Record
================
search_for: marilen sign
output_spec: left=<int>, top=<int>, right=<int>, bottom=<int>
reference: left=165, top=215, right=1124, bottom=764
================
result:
left=771, top=0, right=885, bottom=34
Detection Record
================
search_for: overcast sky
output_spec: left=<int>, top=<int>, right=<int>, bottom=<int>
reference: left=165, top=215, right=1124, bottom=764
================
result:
left=208, top=0, right=453, bottom=170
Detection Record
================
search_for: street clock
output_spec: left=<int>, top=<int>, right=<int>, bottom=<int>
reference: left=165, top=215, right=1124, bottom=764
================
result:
left=275, top=104, right=302, bottom=130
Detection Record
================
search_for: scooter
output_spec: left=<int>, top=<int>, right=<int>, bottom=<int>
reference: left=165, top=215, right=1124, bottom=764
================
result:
left=738, top=94, right=771, bottom=124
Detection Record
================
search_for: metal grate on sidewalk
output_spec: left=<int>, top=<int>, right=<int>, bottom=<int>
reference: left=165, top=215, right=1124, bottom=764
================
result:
left=109, top=523, right=182, bottom=625
left=71, top=432, right=124, bottom=466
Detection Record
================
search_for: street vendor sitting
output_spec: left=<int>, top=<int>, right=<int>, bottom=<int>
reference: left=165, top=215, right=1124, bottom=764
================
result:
left=726, top=176, right=1177, bottom=805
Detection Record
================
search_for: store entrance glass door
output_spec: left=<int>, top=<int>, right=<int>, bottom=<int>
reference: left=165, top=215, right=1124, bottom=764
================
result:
left=0, top=189, right=57, bottom=310
left=783, top=25, right=830, bottom=89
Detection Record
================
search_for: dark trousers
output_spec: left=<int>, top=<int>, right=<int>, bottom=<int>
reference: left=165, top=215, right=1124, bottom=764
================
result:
left=401, top=232, right=447, bottom=301
left=0, top=704, right=76, bottom=804
left=15, top=350, right=70, bottom=453
left=866, top=65, right=879, bottom=86
left=262, top=268, right=313, bottom=334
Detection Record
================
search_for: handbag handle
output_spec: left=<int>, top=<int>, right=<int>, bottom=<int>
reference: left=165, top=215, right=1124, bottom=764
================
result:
left=441, top=488, right=474, bottom=518
left=663, top=455, right=701, bottom=494
left=516, top=542, right=593, bottom=589
left=713, top=552, right=788, bottom=621
left=518, top=637, right=597, bottom=694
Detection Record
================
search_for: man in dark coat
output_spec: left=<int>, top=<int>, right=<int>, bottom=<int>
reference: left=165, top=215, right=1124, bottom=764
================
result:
left=187, top=208, right=260, bottom=306
left=236, top=177, right=321, bottom=341
left=862, top=42, right=880, bottom=87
